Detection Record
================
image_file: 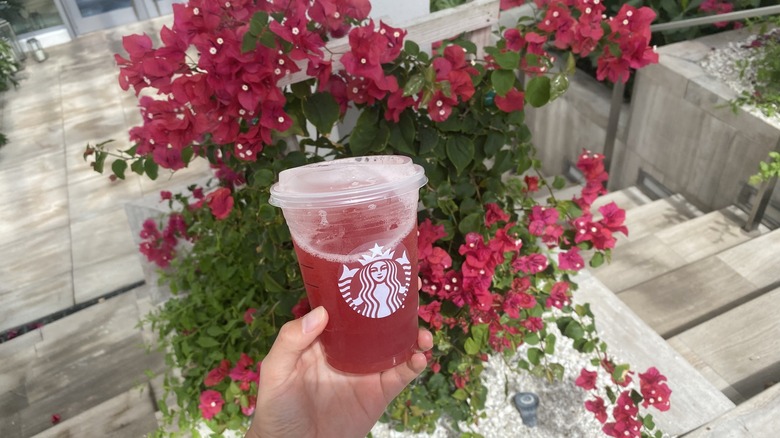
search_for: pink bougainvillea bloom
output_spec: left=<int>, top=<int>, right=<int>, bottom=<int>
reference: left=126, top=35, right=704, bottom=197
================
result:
left=205, top=187, right=234, bottom=220
left=500, top=0, right=524, bottom=11
left=51, top=414, right=61, bottom=425
left=241, top=395, right=257, bottom=416
left=523, top=175, right=539, bottom=193
left=204, top=359, right=231, bottom=387
left=243, top=308, right=256, bottom=325
left=585, top=396, right=608, bottom=424
left=575, top=368, right=598, bottom=390
left=419, top=301, right=444, bottom=329
left=485, top=203, right=510, bottom=227
left=198, top=390, right=224, bottom=420
left=160, top=190, right=172, bottom=201
left=545, top=281, right=570, bottom=309
left=639, top=366, right=672, bottom=411
left=522, top=316, right=544, bottom=332
left=512, top=253, right=548, bottom=274
left=558, top=247, right=585, bottom=271
left=495, top=87, right=525, bottom=113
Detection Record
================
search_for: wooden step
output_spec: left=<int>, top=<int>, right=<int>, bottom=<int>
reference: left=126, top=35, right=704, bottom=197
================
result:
left=31, top=384, right=158, bottom=438
left=0, top=287, right=164, bottom=438
left=573, top=271, right=734, bottom=435
left=667, top=286, right=780, bottom=403
left=619, top=228, right=780, bottom=339
left=617, top=194, right=702, bottom=245
left=684, top=380, right=780, bottom=437
left=591, top=185, right=653, bottom=212
left=594, top=207, right=760, bottom=292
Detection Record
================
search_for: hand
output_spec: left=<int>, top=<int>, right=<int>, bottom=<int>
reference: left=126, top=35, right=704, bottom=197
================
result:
left=246, top=306, right=433, bottom=438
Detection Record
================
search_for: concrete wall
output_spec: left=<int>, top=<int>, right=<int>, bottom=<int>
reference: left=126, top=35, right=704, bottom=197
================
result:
left=609, top=30, right=780, bottom=212
left=525, top=69, right=629, bottom=178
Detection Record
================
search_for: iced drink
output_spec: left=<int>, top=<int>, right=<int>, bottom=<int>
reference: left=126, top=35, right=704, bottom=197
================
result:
left=269, top=156, right=427, bottom=374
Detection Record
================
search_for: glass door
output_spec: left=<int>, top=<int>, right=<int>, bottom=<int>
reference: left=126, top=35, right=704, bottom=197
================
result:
left=59, top=0, right=146, bottom=35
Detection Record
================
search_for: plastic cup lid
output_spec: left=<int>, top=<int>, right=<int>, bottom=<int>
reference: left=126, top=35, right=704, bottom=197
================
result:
left=269, top=155, right=427, bottom=209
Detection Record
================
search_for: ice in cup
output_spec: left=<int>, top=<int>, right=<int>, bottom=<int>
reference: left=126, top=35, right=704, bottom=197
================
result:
left=269, top=156, right=427, bottom=374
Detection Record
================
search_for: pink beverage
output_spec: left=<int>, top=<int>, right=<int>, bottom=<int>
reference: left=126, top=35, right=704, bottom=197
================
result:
left=269, top=156, right=427, bottom=373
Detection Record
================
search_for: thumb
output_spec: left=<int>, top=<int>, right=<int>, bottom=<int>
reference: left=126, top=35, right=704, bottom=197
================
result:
left=262, top=306, right=328, bottom=372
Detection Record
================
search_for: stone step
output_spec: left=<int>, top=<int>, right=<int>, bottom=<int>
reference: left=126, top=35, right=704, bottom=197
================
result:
left=573, top=271, right=734, bottom=435
left=667, top=286, right=780, bottom=404
left=0, top=287, right=164, bottom=437
left=619, top=227, right=780, bottom=339
left=685, top=379, right=780, bottom=437
left=31, top=384, right=158, bottom=438
left=593, top=206, right=762, bottom=292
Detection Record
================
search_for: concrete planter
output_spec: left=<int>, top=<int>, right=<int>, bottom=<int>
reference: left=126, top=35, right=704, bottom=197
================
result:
left=610, top=29, right=780, bottom=212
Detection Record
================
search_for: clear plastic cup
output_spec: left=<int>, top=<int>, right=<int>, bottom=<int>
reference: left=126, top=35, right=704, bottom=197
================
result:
left=269, top=156, right=427, bottom=373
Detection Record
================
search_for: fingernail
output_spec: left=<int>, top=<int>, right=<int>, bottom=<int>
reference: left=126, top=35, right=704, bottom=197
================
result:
left=302, top=306, right=324, bottom=334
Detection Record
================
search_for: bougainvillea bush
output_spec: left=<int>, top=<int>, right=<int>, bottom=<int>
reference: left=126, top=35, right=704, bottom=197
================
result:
left=86, top=0, right=673, bottom=436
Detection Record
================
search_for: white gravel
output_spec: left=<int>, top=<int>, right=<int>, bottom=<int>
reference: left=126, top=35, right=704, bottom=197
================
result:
left=371, top=323, right=608, bottom=438
left=699, top=30, right=780, bottom=125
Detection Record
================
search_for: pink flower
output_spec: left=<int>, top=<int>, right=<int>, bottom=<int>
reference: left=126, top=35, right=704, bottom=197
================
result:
left=198, top=390, right=225, bottom=420
left=558, top=247, right=584, bottom=271
left=160, top=190, right=172, bottom=201
left=512, top=253, right=548, bottom=274
left=485, top=203, right=510, bottom=227
left=575, top=368, right=598, bottom=390
left=598, top=202, right=628, bottom=237
left=205, top=187, right=234, bottom=220
left=243, top=308, right=256, bottom=325
left=545, top=281, right=570, bottom=309
left=500, top=0, right=524, bottom=11
left=241, top=395, right=257, bottom=416
left=419, top=301, right=443, bottom=330
left=494, top=88, right=525, bottom=113
left=639, top=367, right=672, bottom=411
left=204, top=359, right=231, bottom=387
left=522, top=316, right=544, bottom=332
left=523, top=175, right=539, bottom=193
left=229, top=353, right=258, bottom=384
left=51, top=414, right=61, bottom=425
left=585, top=396, right=608, bottom=424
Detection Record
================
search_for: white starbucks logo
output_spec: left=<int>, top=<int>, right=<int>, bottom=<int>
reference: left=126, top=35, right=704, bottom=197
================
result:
left=338, top=243, right=412, bottom=318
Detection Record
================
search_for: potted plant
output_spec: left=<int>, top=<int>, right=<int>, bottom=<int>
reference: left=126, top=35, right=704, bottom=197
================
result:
left=85, top=0, right=671, bottom=436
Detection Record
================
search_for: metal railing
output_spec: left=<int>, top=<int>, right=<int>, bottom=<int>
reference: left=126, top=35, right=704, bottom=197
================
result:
left=602, top=5, right=780, bottom=229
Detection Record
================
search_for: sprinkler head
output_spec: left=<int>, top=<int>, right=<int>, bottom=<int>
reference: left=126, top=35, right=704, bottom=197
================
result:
left=513, top=392, right=540, bottom=427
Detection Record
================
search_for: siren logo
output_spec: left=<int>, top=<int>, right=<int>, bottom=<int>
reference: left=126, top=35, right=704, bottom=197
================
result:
left=338, top=242, right=412, bottom=318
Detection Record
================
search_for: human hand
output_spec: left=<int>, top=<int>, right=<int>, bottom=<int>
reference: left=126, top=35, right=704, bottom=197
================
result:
left=246, top=306, right=433, bottom=438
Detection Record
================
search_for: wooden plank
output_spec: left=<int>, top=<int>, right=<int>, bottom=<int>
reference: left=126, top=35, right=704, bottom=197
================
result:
left=32, top=385, right=158, bottom=438
left=618, top=194, right=701, bottom=244
left=668, top=287, right=780, bottom=402
left=279, top=0, right=500, bottom=86
left=685, top=381, right=780, bottom=438
left=619, top=256, right=757, bottom=338
left=574, top=271, right=735, bottom=435
left=593, top=208, right=756, bottom=292
left=592, top=186, right=653, bottom=212
left=620, top=228, right=780, bottom=338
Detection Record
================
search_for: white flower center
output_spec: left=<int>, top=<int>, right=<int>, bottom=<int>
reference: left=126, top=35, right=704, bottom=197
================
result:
left=193, top=7, right=199, bottom=15
left=626, top=10, right=633, bottom=17
left=217, top=38, right=224, bottom=44
left=237, top=143, right=243, bottom=150
left=292, top=27, right=300, bottom=35
left=393, top=31, right=400, bottom=38
left=242, top=84, right=249, bottom=91
left=209, top=48, right=217, bottom=55
left=360, top=58, right=367, bottom=64
left=277, top=116, right=285, bottom=123
left=333, top=12, right=340, bottom=18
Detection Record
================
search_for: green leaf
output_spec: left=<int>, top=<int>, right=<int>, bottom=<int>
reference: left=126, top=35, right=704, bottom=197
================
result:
left=291, top=79, right=314, bottom=98
left=612, top=364, right=631, bottom=384
left=144, top=159, right=159, bottom=180
left=303, top=92, right=340, bottom=134
left=563, top=320, right=585, bottom=340
left=403, top=74, right=425, bottom=97
left=197, top=336, right=220, bottom=348
left=241, top=32, right=257, bottom=52
left=524, top=332, right=540, bottom=345
left=550, top=73, right=569, bottom=102
left=404, top=40, right=420, bottom=56
left=483, top=132, right=506, bottom=157
left=418, top=125, right=439, bottom=155
left=131, top=158, right=144, bottom=175
left=93, top=151, right=107, bottom=174
left=527, top=347, right=543, bottom=366
left=544, top=333, right=557, bottom=354
left=253, top=169, right=275, bottom=188
left=552, top=175, right=567, bottom=190
left=590, top=252, right=605, bottom=268
left=458, top=212, right=483, bottom=235
left=349, top=106, right=387, bottom=155
left=388, top=110, right=416, bottom=155
left=452, top=388, right=469, bottom=400
left=258, top=204, right=276, bottom=221
left=206, top=326, right=224, bottom=336
left=491, top=69, right=515, bottom=96
left=493, top=51, right=520, bottom=70
left=643, top=413, right=656, bottom=429
left=111, top=160, right=127, bottom=179
left=464, top=337, right=480, bottom=355
left=181, top=147, right=195, bottom=165
left=526, top=76, right=551, bottom=108
left=446, top=135, right=475, bottom=175
left=249, top=11, right=269, bottom=35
